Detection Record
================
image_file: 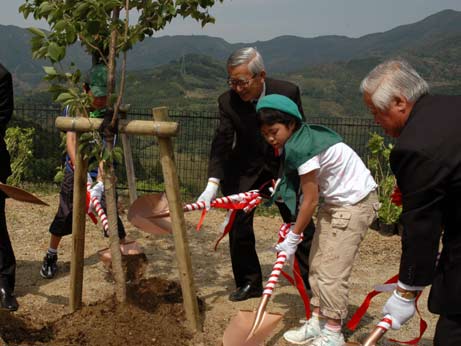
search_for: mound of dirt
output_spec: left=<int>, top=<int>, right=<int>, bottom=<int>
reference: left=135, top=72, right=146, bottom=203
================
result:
left=0, top=276, right=195, bottom=346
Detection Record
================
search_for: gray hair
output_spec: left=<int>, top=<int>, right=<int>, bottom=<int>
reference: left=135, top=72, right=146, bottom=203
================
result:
left=360, top=59, right=429, bottom=110
left=227, top=47, right=265, bottom=75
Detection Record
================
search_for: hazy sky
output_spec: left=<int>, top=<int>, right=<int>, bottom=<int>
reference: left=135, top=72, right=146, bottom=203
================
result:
left=3, top=0, right=461, bottom=43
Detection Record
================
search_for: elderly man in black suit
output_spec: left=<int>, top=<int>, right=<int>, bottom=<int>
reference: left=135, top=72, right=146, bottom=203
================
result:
left=0, top=63, right=18, bottom=311
left=197, top=47, right=315, bottom=301
left=361, top=59, right=461, bottom=346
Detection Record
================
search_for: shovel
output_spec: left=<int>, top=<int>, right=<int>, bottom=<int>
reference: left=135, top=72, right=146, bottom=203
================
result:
left=0, top=182, right=48, bottom=205
left=127, top=191, right=262, bottom=235
left=127, top=192, right=172, bottom=235
left=222, top=252, right=287, bottom=346
left=345, top=317, right=390, bottom=346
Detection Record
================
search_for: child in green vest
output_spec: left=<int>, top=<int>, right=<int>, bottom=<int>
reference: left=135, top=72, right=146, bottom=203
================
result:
left=256, top=94, right=378, bottom=346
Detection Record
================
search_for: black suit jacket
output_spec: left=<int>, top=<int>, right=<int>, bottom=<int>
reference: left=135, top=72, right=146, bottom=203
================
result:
left=390, top=94, right=461, bottom=315
left=208, top=78, right=303, bottom=195
left=0, top=64, right=13, bottom=183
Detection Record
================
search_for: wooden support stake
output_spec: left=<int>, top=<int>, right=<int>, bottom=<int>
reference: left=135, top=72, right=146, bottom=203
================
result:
left=120, top=110, right=138, bottom=204
left=69, top=132, right=89, bottom=311
left=55, top=117, right=178, bottom=137
left=153, top=107, right=202, bottom=332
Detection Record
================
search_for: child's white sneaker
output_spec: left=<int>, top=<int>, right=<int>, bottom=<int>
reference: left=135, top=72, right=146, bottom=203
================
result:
left=283, top=317, right=323, bottom=345
left=310, top=328, right=345, bottom=346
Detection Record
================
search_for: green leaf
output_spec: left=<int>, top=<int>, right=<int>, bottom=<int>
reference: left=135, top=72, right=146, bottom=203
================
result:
left=30, top=36, right=45, bottom=51
left=104, top=0, right=123, bottom=11
left=48, top=84, right=67, bottom=94
left=55, top=92, right=74, bottom=103
left=68, top=87, right=80, bottom=97
left=47, top=42, right=62, bottom=62
left=43, top=66, right=57, bottom=75
left=57, top=45, right=66, bottom=61
left=102, top=149, right=111, bottom=162
left=66, top=26, right=77, bottom=43
left=54, top=20, right=67, bottom=31
left=27, top=27, right=46, bottom=38
left=112, top=147, right=123, bottom=163
left=38, top=2, right=54, bottom=17
left=32, top=46, right=48, bottom=59
left=71, top=70, right=82, bottom=84
left=75, top=2, right=90, bottom=17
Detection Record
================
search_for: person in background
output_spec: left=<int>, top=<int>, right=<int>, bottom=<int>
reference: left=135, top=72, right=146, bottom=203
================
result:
left=0, top=63, right=18, bottom=311
left=40, top=64, right=127, bottom=279
left=197, top=47, right=315, bottom=302
left=361, top=59, right=461, bottom=346
left=256, top=94, right=377, bottom=346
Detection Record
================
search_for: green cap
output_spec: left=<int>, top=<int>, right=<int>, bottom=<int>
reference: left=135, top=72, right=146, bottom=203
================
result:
left=256, top=94, right=302, bottom=120
left=86, top=64, right=107, bottom=97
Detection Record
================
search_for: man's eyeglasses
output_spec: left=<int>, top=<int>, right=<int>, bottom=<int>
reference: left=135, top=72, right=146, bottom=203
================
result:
left=227, top=73, right=258, bottom=88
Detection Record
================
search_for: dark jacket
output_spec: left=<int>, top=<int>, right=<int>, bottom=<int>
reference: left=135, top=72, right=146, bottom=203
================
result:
left=390, top=94, right=461, bottom=315
left=0, top=64, right=13, bottom=183
left=208, top=78, right=303, bottom=195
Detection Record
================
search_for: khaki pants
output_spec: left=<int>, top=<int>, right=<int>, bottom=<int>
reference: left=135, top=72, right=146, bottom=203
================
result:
left=309, top=191, right=378, bottom=320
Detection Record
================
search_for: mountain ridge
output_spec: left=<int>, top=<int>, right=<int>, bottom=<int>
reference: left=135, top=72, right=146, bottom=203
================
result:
left=2, top=9, right=460, bottom=77
left=2, top=9, right=460, bottom=117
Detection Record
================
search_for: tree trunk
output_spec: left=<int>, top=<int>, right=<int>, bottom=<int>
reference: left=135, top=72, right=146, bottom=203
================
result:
left=104, top=6, right=126, bottom=303
left=103, top=137, right=126, bottom=303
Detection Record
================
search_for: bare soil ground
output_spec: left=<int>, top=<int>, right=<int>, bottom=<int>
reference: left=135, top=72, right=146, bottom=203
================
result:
left=1, top=192, right=437, bottom=345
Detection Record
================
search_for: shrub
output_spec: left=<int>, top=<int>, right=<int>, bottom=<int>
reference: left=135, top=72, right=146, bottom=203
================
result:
left=367, top=133, right=402, bottom=226
left=5, top=127, right=35, bottom=185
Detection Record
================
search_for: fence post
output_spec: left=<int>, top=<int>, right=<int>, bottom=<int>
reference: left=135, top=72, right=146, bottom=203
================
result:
left=152, top=107, right=202, bottom=332
left=69, top=132, right=88, bottom=311
left=120, top=108, right=138, bottom=204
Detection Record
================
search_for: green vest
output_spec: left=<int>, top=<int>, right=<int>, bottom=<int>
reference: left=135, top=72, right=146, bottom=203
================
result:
left=272, top=124, right=343, bottom=215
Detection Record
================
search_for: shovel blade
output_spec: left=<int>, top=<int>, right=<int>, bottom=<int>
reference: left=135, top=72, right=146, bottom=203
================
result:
left=128, top=193, right=172, bottom=234
left=0, top=183, right=49, bottom=206
left=223, top=310, right=282, bottom=346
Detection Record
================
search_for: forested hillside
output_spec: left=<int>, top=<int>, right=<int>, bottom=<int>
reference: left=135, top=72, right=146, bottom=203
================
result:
left=3, top=9, right=460, bottom=116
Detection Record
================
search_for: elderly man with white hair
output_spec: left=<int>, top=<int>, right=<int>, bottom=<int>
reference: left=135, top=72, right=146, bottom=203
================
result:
left=361, top=59, right=461, bottom=346
left=197, top=47, right=315, bottom=302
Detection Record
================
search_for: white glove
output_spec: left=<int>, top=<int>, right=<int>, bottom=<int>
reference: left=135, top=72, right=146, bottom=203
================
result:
left=197, top=178, right=219, bottom=210
left=87, top=173, right=94, bottom=185
left=382, top=289, right=417, bottom=330
left=275, top=230, right=302, bottom=261
left=90, top=181, right=104, bottom=202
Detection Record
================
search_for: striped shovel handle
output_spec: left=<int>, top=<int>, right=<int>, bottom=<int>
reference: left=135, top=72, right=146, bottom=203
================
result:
left=360, top=316, right=391, bottom=346
left=189, top=190, right=261, bottom=210
left=87, top=180, right=109, bottom=237
left=91, top=196, right=109, bottom=237
left=155, top=190, right=262, bottom=217
left=248, top=251, right=287, bottom=337
left=263, top=251, right=287, bottom=297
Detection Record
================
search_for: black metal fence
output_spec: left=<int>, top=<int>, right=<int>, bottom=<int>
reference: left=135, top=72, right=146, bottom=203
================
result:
left=13, top=104, right=386, bottom=200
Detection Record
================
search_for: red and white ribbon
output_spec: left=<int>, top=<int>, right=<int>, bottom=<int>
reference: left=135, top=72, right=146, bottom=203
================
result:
left=86, top=177, right=109, bottom=237
left=277, top=222, right=310, bottom=319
